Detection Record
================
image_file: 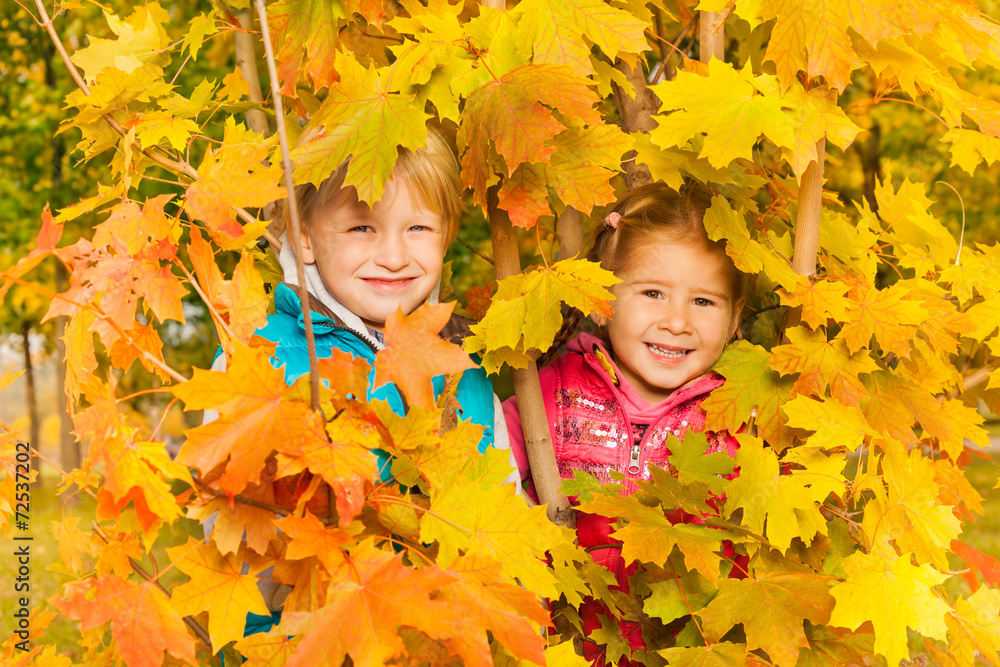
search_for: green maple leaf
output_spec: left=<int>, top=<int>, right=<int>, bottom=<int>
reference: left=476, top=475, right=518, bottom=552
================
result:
left=644, top=560, right=717, bottom=625
left=558, top=470, right=603, bottom=503
left=667, top=432, right=737, bottom=494
left=828, top=550, right=951, bottom=667
left=581, top=485, right=725, bottom=583
left=657, top=642, right=748, bottom=666
left=702, top=340, right=794, bottom=452
left=696, top=571, right=836, bottom=666
left=650, top=59, right=796, bottom=169
left=294, top=52, right=431, bottom=203
left=514, top=0, right=648, bottom=75
left=724, top=437, right=846, bottom=552
left=703, top=196, right=799, bottom=290
left=465, top=258, right=619, bottom=373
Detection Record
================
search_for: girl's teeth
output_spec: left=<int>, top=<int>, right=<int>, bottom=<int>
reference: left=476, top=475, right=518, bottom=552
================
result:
left=648, top=344, right=688, bottom=358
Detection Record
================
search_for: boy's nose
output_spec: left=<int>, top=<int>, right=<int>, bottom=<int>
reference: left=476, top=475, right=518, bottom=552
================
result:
left=373, top=233, right=408, bottom=271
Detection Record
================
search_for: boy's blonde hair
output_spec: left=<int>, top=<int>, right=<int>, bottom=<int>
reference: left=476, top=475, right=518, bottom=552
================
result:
left=589, top=182, right=750, bottom=310
left=280, top=126, right=464, bottom=244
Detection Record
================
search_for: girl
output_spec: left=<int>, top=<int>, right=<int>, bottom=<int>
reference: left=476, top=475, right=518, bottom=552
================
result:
left=503, top=182, right=749, bottom=664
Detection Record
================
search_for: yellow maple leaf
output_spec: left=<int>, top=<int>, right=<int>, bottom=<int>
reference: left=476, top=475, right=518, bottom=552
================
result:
left=166, top=537, right=271, bottom=649
left=703, top=196, right=799, bottom=290
left=838, top=282, right=927, bottom=358
left=650, top=59, right=796, bottom=169
left=466, top=258, right=619, bottom=374
left=828, top=550, right=950, bottom=667
left=946, top=588, right=1000, bottom=667
left=419, top=474, right=570, bottom=599
left=781, top=394, right=878, bottom=452
left=779, top=277, right=852, bottom=329
left=769, top=326, right=878, bottom=405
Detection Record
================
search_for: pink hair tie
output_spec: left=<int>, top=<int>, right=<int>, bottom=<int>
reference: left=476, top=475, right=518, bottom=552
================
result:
left=604, top=212, right=621, bottom=229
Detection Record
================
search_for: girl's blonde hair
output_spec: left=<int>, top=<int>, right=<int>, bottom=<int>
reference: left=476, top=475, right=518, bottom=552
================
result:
left=279, top=126, right=464, bottom=244
left=588, top=182, right=751, bottom=309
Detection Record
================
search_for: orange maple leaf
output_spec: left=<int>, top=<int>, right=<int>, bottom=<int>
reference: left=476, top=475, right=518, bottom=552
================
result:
left=276, top=511, right=351, bottom=572
left=464, top=285, right=493, bottom=321
left=281, top=541, right=458, bottom=667
left=172, top=343, right=330, bottom=496
left=952, top=540, right=1000, bottom=592
left=374, top=302, right=476, bottom=410
left=53, top=575, right=196, bottom=667
left=0, top=206, right=62, bottom=301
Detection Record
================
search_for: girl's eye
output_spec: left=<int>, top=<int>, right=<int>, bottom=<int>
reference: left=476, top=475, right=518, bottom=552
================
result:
left=693, top=297, right=715, bottom=307
left=642, top=290, right=662, bottom=299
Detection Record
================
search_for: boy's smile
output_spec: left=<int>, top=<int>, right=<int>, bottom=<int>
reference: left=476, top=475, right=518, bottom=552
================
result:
left=601, top=240, right=742, bottom=405
left=299, top=176, right=446, bottom=332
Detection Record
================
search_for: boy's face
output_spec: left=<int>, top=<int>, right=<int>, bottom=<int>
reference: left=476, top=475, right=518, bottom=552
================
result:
left=300, top=176, right=446, bottom=332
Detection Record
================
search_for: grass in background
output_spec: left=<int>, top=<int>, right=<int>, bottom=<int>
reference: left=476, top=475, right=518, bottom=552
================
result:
left=1, top=483, right=203, bottom=660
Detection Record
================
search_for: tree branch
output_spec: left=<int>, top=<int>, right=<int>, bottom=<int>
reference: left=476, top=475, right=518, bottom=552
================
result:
left=791, top=139, right=826, bottom=277
left=254, top=0, right=322, bottom=414
left=33, top=0, right=281, bottom=250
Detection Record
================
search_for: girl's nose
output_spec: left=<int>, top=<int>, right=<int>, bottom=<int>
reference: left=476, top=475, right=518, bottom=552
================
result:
left=373, top=232, right=408, bottom=271
left=660, top=301, right=692, bottom=334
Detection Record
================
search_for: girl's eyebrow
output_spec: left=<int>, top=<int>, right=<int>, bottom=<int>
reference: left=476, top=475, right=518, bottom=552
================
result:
left=626, top=278, right=731, bottom=301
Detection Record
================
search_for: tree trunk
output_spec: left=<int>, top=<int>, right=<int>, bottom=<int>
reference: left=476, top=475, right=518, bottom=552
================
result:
left=610, top=59, right=659, bottom=190
left=859, top=121, right=881, bottom=214
left=699, top=12, right=725, bottom=63
left=792, top=139, right=826, bottom=277
left=487, top=188, right=575, bottom=526
left=21, top=323, right=40, bottom=467
left=556, top=207, right=584, bottom=260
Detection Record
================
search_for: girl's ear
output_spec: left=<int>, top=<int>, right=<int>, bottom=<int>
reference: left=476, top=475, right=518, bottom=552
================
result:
left=591, top=313, right=609, bottom=328
left=298, top=228, right=317, bottom=264
left=728, top=299, right=746, bottom=340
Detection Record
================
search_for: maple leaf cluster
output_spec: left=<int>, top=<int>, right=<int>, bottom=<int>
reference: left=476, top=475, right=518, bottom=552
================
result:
left=4, top=0, right=1000, bottom=666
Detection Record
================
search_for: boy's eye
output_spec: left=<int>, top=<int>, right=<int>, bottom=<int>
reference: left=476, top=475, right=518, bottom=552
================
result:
left=409, top=224, right=431, bottom=232
left=349, top=225, right=373, bottom=233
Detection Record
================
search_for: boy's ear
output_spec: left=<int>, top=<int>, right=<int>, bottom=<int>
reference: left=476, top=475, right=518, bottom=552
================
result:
left=298, top=228, right=317, bottom=264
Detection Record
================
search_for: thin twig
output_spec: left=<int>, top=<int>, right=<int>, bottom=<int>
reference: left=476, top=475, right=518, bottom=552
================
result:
left=255, top=0, right=321, bottom=413
left=91, top=522, right=213, bottom=649
left=28, top=447, right=214, bottom=650
left=456, top=235, right=494, bottom=265
left=174, top=261, right=242, bottom=345
left=192, top=477, right=297, bottom=519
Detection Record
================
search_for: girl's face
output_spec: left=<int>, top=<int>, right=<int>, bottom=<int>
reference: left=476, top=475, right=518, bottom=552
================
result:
left=602, top=239, right=742, bottom=405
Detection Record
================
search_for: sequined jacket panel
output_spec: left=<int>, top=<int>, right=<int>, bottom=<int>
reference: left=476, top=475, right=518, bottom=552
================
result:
left=503, top=333, right=738, bottom=500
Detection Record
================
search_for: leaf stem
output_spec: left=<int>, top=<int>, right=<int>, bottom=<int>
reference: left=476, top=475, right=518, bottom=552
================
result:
left=254, top=0, right=322, bottom=413
left=456, top=235, right=494, bottom=265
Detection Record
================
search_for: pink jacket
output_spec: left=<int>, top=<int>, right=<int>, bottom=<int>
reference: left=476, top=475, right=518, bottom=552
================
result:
left=503, top=333, right=740, bottom=664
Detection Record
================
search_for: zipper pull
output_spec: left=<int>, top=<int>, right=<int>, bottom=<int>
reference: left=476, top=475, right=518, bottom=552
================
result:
left=628, top=444, right=641, bottom=475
